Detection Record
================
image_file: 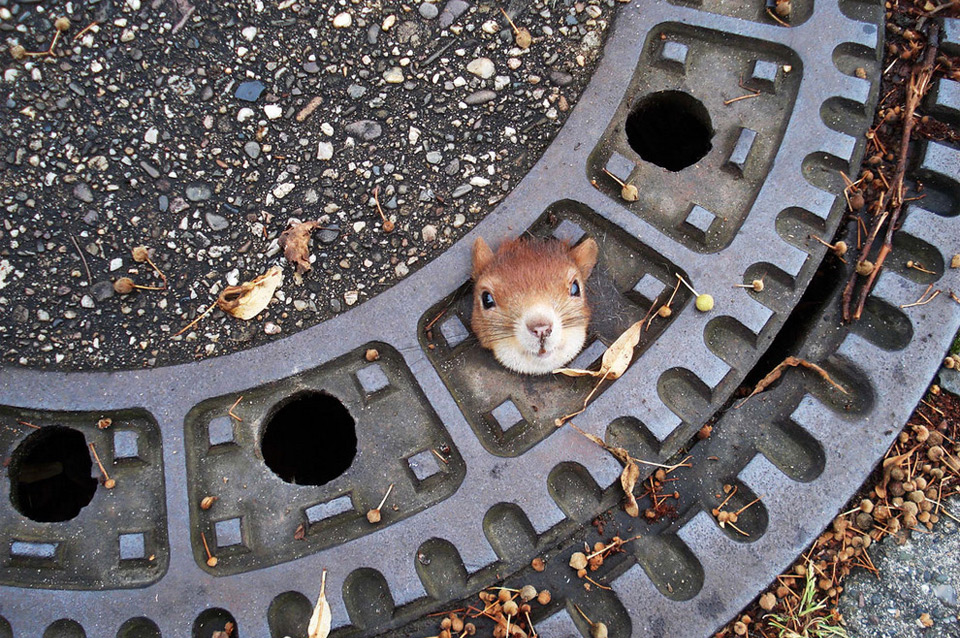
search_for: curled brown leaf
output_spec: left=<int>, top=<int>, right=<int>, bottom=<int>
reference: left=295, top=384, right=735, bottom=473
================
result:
left=279, top=219, right=321, bottom=281
left=216, top=266, right=283, bottom=320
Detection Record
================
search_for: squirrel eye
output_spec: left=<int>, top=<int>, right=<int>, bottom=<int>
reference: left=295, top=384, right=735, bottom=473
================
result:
left=481, top=291, right=496, bottom=309
left=570, top=280, right=581, bottom=297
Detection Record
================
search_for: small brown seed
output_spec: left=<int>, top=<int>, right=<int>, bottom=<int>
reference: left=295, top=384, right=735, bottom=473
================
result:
left=10, top=44, right=26, bottom=60
left=569, top=552, right=588, bottom=570
left=503, top=600, right=519, bottom=616
left=365, top=348, right=380, bottom=361
left=132, top=246, right=150, bottom=262
left=520, top=585, right=537, bottom=602
left=759, top=592, right=776, bottom=611
left=498, top=588, right=511, bottom=603
left=537, top=590, right=551, bottom=605
left=97, top=418, right=112, bottom=429
left=464, top=623, right=476, bottom=635
left=952, top=254, right=960, bottom=269
left=590, top=622, right=608, bottom=638
left=114, top=277, right=136, bottom=294
left=451, top=617, right=464, bottom=633
left=207, top=556, right=218, bottom=567
left=856, top=260, right=875, bottom=276
left=200, top=496, right=218, bottom=510
left=54, top=16, right=71, bottom=31
left=440, top=618, right=452, bottom=630
left=657, top=305, right=672, bottom=318
left=531, top=557, right=545, bottom=572
left=366, top=509, right=382, bottom=524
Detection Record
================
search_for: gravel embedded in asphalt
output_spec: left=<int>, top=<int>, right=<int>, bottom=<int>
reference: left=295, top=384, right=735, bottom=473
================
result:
left=0, top=0, right=614, bottom=370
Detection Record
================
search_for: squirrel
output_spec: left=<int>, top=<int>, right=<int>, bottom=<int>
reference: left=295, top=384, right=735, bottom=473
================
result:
left=470, top=235, right=599, bottom=375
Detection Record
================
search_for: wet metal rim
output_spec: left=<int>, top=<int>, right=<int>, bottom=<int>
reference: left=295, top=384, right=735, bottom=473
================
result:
left=2, top=2, right=960, bottom=637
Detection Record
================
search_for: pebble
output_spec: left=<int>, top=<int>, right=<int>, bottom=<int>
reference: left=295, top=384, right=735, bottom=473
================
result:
left=347, top=84, right=367, bottom=99
left=241, top=26, right=258, bottom=41
left=426, top=151, right=442, bottom=164
left=453, top=213, right=466, bottom=227
left=333, top=12, right=352, bottom=28
left=550, top=70, right=574, bottom=86
left=345, top=120, right=383, bottom=141
left=344, top=290, right=359, bottom=306
left=264, top=321, right=281, bottom=335
left=205, top=213, right=229, bottom=231
left=422, top=224, right=437, bottom=242
left=235, top=80, right=266, bottom=102
left=383, top=67, right=404, bottom=83
left=273, top=183, right=295, bottom=199
left=452, top=184, right=473, bottom=198
left=80, top=295, right=95, bottom=309
left=144, top=127, right=159, bottom=144
left=317, top=142, right=334, bottom=160
left=467, top=57, right=495, bottom=79
left=90, top=281, right=115, bottom=302
left=319, top=225, right=340, bottom=244
left=237, top=107, right=256, bottom=122
left=109, top=258, right=123, bottom=272
left=73, top=183, right=94, bottom=203
left=418, top=2, right=439, bottom=19
left=264, top=104, right=283, bottom=120
left=186, top=184, right=212, bottom=202
left=465, top=90, right=497, bottom=105
left=244, top=141, right=261, bottom=159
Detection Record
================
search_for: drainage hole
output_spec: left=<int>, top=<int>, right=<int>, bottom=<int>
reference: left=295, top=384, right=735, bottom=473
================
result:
left=625, top=90, right=714, bottom=171
left=9, top=426, right=98, bottom=523
left=261, top=391, right=357, bottom=486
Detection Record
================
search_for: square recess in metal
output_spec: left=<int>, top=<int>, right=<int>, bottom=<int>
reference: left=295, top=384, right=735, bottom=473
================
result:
left=420, top=201, right=692, bottom=457
left=182, top=343, right=465, bottom=575
left=588, top=23, right=802, bottom=253
left=0, top=406, right=167, bottom=589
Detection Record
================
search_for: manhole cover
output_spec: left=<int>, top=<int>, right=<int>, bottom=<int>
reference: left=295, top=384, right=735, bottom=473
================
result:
left=2, top=1, right=960, bottom=638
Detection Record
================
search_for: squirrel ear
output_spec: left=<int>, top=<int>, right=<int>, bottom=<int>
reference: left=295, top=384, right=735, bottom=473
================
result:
left=570, top=238, right=598, bottom=279
left=472, top=237, right=495, bottom=278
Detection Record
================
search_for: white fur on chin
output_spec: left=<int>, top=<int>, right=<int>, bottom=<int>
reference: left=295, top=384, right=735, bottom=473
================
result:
left=492, top=326, right=587, bottom=375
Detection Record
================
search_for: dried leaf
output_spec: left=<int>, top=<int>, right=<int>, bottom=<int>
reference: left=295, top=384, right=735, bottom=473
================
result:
left=216, top=266, right=283, bottom=320
left=737, top=356, right=848, bottom=407
left=621, top=460, right=640, bottom=517
left=554, top=320, right=643, bottom=379
left=279, top=219, right=321, bottom=280
left=309, top=568, right=331, bottom=638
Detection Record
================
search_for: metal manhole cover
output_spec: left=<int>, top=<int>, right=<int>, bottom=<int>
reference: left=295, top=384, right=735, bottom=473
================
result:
left=3, top=1, right=960, bottom=637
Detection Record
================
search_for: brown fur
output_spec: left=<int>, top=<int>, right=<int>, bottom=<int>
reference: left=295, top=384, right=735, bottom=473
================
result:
left=470, top=236, right=598, bottom=367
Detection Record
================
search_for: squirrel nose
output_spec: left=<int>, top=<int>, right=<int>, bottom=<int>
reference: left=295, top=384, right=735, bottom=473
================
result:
left=527, top=320, right=553, bottom=340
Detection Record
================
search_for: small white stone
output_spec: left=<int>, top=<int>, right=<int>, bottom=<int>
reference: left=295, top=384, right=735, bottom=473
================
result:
left=383, top=67, right=404, bottom=83
left=264, top=104, right=283, bottom=120
left=382, top=14, right=396, bottom=30
left=241, top=26, right=258, bottom=41
left=409, top=126, right=421, bottom=145
left=467, top=57, right=495, bottom=79
left=395, top=263, right=409, bottom=277
left=144, top=127, right=158, bottom=144
left=317, top=142, right=334, bottom=160
left=344, top=290, right=359, bottom=306
left=236, top=46, right=249, bottom=58
left=237, top=107, right=255, bottom=122
left=81, top=295, right=95, bottom=309
left=421, top=224, right=437, bottom=242
left=333, top=12, right=352, bottom=28
left=120, top=28, right=136, bottom=42
left=453, top=213, right=466, bottom=228
left=126, top=0, right=141, bottom=10
left=109, top=258, right=123, bottom=271
left=264, top=321, right=281, bottom=335
left=320, top=122, right=334, bottom=136
left=507, top=57, right=522, bottom=70
left=482, top=20, right=499, bottom=34
left=494, top=75, right=510, bottom=91
left=273, top=182, right=295, bottom=199
left=90, top=60, right=103, bottom=73
left=470, top=176, right=491, bottom=187
left=353, top=221, right=366, bottom=233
